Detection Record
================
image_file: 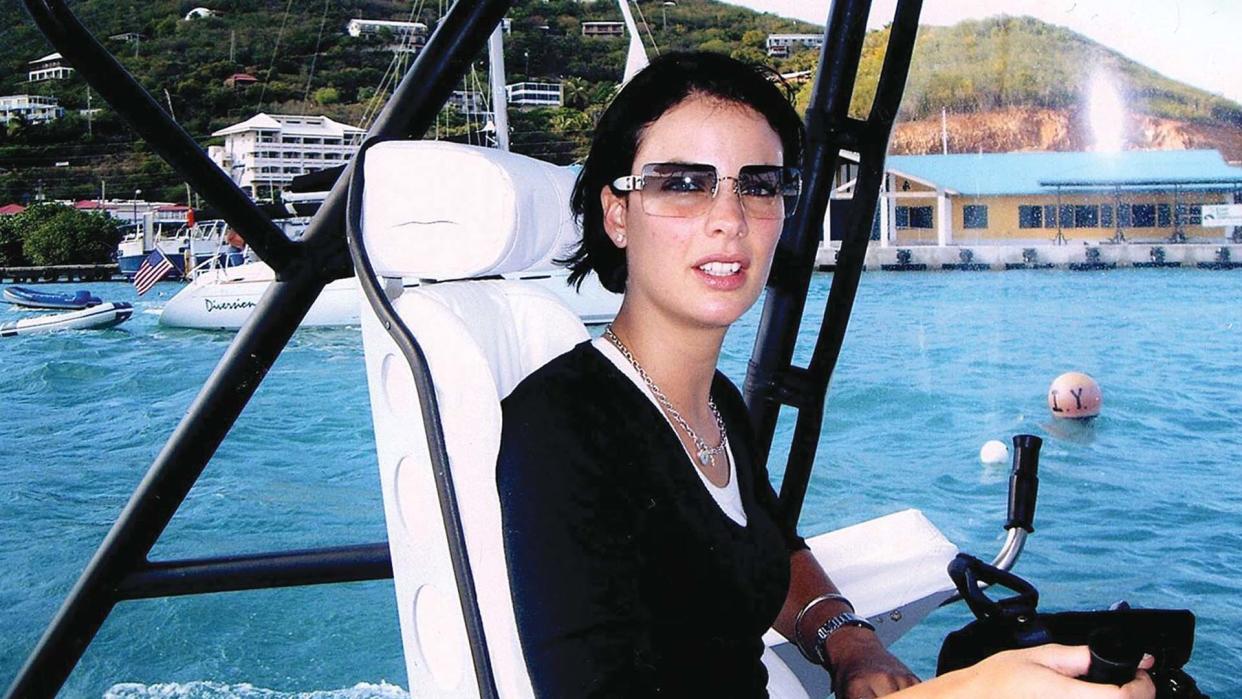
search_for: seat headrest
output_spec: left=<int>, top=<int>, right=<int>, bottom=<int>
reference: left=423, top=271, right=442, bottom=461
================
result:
left=362, top=141, right=582, bottom=280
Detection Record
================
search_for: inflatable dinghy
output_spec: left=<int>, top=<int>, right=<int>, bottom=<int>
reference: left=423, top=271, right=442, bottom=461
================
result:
left=0, top=302, right=133, bottom=337
left=2, top=285, right=102, bottom=310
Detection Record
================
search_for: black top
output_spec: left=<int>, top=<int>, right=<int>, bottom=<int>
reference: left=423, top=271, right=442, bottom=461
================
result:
left=497, top=341, right=807, bottom=697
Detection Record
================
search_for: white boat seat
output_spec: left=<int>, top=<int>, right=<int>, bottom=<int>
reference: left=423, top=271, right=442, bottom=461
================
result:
left=357, top=141, right=959, bottom=698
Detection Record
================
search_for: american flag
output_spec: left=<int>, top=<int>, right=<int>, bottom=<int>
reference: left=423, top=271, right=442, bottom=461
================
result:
left=133, top=249, right=175, bottom=296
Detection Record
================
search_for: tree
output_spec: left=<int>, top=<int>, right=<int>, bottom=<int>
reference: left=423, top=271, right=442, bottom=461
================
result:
left=6, top=115, right=27, bottom=139
left=561, top=77, right=592, bottom=111
left=19, top=204, right=122, bottom=266
left=0, top=214, right=26, bottom=266
left=313, top=86, right=341, bottom=105
left=549, top=107, right=590, bottom=135
left=730, top=46, right=767, bottom=65
left=698, top=38, right=731, bottom=55
left=741, top=29, right=767, bottom=51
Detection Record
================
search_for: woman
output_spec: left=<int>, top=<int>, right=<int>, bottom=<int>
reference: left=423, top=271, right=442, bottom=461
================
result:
left=497, top=51, right=1153, bottom=699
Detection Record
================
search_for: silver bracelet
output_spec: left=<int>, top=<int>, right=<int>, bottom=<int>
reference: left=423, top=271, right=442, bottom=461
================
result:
left=793, top=592, right=854, bottom=663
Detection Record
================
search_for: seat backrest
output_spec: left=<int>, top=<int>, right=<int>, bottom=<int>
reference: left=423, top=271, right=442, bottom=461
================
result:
left=359, top=141, right=589, bottom=697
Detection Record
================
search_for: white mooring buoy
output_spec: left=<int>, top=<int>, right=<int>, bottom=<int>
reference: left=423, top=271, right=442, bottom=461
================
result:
left=979, top=439, right=1009, bottom=465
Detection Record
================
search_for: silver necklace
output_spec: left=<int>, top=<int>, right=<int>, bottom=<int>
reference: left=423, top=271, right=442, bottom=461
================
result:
left=603, top=326, right=728, bottom=468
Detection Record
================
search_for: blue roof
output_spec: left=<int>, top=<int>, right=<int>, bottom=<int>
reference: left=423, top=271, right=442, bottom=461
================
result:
left=885, top=149, right=1242, bottom=197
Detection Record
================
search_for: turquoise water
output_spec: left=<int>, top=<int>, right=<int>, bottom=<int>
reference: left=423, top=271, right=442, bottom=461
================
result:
left=1, top=270, right=1238, bottom=697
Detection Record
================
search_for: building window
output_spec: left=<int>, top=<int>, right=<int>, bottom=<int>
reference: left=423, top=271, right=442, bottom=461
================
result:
left=896, top=205, right=933, bottom=229
left=1074, top=205, right=1099, bottom=228
left=1059, top=204, right=1074, bottom=228
left=911, top=205, right=934, bottom=228
left=1157, top=204, right=1172, bottom=227
left=1018, top=205, right=1043, bottom=228
left=1118, top=204, right=1131, bottom=227
left=1186, top=204, right=1203, bottom=225
left=1101, top=204, right=1113, bottom=228
left=1130, top=204, right=1156, bottom=227
left=1043, top=205, right=1057, bottom=229
left=963, top=204, right=988, bottom=229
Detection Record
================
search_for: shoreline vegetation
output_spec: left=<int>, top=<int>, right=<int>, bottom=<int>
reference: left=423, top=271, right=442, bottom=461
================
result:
left=0, top=202, right=120, bottom=268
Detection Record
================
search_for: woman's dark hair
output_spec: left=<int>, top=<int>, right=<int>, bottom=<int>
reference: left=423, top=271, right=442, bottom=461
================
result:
left=562, top=51, right=805, bottom=293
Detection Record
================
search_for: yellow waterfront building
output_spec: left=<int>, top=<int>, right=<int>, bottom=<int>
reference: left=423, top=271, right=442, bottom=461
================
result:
left=853, top=150, right=1242, bottom=247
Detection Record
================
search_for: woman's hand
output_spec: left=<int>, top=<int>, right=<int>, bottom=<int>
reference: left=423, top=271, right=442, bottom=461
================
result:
left=826, top=626, right=920, bottom=698
left=949, top=644, right=1156, bottom=699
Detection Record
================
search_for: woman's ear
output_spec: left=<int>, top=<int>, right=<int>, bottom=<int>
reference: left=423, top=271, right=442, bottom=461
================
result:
left=600, top=185, right=628, bottom=248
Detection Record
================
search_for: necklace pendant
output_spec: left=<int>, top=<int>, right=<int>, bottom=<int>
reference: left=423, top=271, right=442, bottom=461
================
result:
left=698, top=449, right=711, bottom=466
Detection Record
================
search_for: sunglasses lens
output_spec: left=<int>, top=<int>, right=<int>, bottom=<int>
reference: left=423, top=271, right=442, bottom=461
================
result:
left=632, top=163, right=801, bottom=219
left=638, top=164, right=717, bottom=218
left=738, top=166, right=801, bottom=220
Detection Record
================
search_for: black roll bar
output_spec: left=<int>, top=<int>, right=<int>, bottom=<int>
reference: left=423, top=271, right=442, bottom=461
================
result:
left=5, top=1, right=512, bottom=696
left=345, top=139, right=501, bottom=697
left=745, top=0, right=924, bottom=527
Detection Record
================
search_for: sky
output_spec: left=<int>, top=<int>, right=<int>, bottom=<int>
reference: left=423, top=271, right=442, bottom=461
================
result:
left=719, top=0, right=1242, bottom=104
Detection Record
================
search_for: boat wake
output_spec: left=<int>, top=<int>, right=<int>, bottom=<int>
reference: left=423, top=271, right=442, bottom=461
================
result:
left=103, top=680, right=409, bottom=699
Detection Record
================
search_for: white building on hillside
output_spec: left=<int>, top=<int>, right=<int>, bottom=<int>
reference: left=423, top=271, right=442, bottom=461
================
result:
left=766, top=33, right=824, bottom=58
left=506, top=82, right=563, bottom=108
left=208, top=113, right=364, bottom=198
left=0, top=95, right=64, bottom=124
left=582, top=21, right=625, bottom=38
left=346, top=19, right=428, bottom=52
left=28, top=53, right=74, bottom=82
left=449, top=90, right=490, bottom=117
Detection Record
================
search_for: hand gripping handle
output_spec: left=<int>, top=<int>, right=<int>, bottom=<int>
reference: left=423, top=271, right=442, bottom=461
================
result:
left=1083, top=627, right=1144, bottom=686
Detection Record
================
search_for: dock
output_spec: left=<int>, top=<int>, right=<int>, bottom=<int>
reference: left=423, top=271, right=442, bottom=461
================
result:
left=817, top=243, right=1242, bottom=272
left=0, top=264, right=123, bottom=283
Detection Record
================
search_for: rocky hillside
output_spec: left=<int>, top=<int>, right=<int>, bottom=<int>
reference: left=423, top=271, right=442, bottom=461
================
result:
left=807, top=15, right=1242, bottom=161
left=890, top=107, right=1242, bottom=161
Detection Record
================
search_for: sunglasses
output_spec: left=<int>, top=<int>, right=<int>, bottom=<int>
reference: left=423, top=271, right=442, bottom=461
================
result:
left=611, top=162, right=802, bottom=220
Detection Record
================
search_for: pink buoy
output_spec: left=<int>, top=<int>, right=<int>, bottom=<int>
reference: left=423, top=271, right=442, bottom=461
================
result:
left=1047, top=372, right=1102, bottom=419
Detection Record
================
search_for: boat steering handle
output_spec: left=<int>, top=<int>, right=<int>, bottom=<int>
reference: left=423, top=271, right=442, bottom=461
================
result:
left=1005, top=434, right=1041, bottom=533
left=989, top=434, right=1041, bottom=572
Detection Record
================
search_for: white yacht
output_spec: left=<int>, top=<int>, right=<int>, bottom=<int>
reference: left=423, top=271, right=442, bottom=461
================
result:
left=158, top=254, right=620, bottom=330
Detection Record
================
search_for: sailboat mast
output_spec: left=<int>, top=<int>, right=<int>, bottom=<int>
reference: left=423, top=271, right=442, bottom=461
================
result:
left=488, top=26, right=509, bottom=151
left=616, top=0, right=650, bottom=83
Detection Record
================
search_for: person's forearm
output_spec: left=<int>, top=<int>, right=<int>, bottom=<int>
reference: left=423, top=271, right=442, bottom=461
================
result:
left=774, top=549, right=854, bottom=654
left=776, top=549, right=921, bottom=698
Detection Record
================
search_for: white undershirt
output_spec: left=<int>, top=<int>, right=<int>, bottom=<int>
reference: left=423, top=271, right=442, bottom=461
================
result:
left=592, top=336, right=748, bottom=526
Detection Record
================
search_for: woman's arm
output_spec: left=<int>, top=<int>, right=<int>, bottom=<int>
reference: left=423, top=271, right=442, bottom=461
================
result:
left=774, top=549, right=920, bottom=697
left=497, top=392, right=657, bottom=697
left=776, top=571, right=1156, bottom=699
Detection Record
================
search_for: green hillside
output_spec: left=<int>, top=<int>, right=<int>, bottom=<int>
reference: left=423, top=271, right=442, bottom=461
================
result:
left=0, top=3, right=1237, bottom=204
left=823, top=15, right=1242, bottom=126
left=0, top=0, right=817, bottom=202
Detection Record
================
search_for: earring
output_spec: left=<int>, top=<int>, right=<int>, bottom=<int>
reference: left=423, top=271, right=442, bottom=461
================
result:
left=615, top=233, right=626, bottom=245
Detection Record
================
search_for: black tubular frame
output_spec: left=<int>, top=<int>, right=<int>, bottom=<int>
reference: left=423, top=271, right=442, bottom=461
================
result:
left=744, top=0, right=924, bottom=527
left=7, top=0, right=924, bottom=696
left=343, top=137, right=500, bottom=696
left=7, top=1, right=512, bottom=697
